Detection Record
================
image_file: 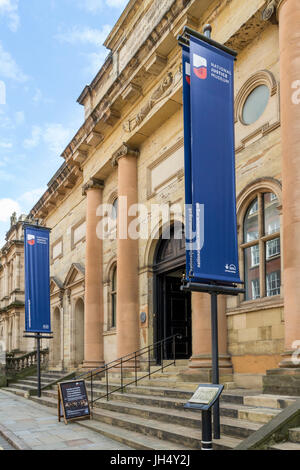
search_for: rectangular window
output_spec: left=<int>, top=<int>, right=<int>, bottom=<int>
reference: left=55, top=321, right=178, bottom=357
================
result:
left=266, top=237, right=280, bottom=259
left=251, top=245, right=260, bottom=267
left=266, top=271, right=280, bottom=297
left=251, top=279, right=260, bottom=300
left=244, top=245, right=260, bottom=300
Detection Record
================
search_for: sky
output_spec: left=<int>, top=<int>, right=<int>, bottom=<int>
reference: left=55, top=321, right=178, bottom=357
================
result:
left=0, top=0, right=128, bottom=246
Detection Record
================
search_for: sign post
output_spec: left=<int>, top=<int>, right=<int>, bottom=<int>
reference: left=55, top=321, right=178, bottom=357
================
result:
left=178, top=25, right=245, bottom=440
left=184, top=383, right=224, bottom=450
left=23, top=223, right=53, bottom=398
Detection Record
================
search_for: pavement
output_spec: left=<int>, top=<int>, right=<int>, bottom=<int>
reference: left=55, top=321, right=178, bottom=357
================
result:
left=0, top=390, right=132, bottom=450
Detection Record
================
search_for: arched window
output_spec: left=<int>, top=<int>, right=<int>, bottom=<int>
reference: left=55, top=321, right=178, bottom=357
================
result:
left=111, top=265, right=117, bottom=328
left=242, top=192, right=281, bottom=300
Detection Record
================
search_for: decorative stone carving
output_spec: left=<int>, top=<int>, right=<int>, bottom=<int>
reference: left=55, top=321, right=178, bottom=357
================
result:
left=111, top=143, right=140, bottom=167
left=10, top=212, right=17, bottom=227
left=82, top=178, right=104, bottom=196
left=262, top=0, right=280, bottom=23
left=123, top=69, right=181, bottom=133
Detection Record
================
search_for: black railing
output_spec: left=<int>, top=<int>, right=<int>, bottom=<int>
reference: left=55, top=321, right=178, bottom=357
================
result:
left=77, top=334, right=181, bottom=408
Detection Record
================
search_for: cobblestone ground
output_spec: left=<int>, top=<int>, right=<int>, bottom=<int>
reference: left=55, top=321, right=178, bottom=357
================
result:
left=0, top=390, right=132, bottom=450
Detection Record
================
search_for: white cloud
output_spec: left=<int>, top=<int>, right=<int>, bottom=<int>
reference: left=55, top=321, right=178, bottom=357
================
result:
left=77, top=0, right=103, bottom=13
left=0, top=141, right=12, bottom=149
left=56, top=25, right=111, bottom=46
left=0, top=198, right=20, bottom=222
left=18, top=187, right=46, bottom=207
left=23, top=125, right=42, bottom=149
left=77, top=0, right=127, bottom=12
left=84, top=50, right=108, bottom=76
left=33, top=88, right=42, bottom=103
left=0, top=41, right=28, bottom=82
left=106, top=0, right=127, bottom=7
left=43, top=123, right=73, bottom=155
left=0, top=0, right=20, bottom=32
left=15, top=110, right=24, bottom=125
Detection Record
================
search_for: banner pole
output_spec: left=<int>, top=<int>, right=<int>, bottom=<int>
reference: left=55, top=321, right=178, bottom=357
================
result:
left=37, top=333, right=41, bottom=398
left=210, top=292, right=220, bottom=439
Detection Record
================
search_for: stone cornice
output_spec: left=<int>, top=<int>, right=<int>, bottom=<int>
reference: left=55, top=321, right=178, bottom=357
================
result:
left=31, top=164, right=82, bottom=220
left=111, top=143, right=140, bottom=167
left=82, top=178, right=104, bottom=196
left=60, top=0, right=273, bottom=174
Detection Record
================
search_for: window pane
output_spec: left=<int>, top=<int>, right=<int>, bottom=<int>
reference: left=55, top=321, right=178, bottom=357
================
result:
left=244, top=198, right=259, bottom=242
left=244, top=245, right=260, bottom=300
left=265, top=237, right=281, bottom=297
left=111, top=198, right=118, bottom=220
left=264, top=193, right=280, bottom=235
left=112, top=294, right=116, bottom=327
left=266, top=271, right=281, bottom=297
left=242, top=85, right=270, bottom=125
left=112, top=267, right=117, bottom=290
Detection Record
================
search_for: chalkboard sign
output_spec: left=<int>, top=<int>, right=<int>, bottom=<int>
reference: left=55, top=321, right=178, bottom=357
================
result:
left=58, top=380, right=91, bottom=424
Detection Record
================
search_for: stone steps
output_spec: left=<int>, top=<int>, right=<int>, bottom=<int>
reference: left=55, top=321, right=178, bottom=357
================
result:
left=243, top=394, right=297, bottom=410
left=268, top=427, right=300, bottom=450
left=30, top=394, right=242, bottom=450
left=269, top=442, right=300, bottom=450
left=289, top=427, right=300, bottom=444
left=38, top=387, right=263, bottom=435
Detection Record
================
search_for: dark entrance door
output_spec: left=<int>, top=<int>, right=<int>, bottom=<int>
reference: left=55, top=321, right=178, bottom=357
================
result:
left=153, top=225, right=192, bottom=361
left=164, top=275, right=191, bottom=359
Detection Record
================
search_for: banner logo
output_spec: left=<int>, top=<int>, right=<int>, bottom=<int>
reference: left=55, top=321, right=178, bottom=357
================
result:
left=185, top=62, right=191, bottom=85
left=193, top=54, right=207, bottom=80
left=27, top=234, right=35, bottom=246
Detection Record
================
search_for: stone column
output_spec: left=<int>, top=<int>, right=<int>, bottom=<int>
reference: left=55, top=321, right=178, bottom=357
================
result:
left=277, top=0, right=300, bottom=366
left=113, top=144, right=140, bottom=362
left=184, top=292, right=232, bottom=382
left=82, top=178, right=105, bottom=368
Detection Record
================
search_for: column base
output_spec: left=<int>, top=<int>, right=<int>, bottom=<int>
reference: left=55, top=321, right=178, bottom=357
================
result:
left=263, top=351, right=300, bottom=395
left=82, top=360, right=105, bottom=370
left=188, top=353, right=233, bottom=369
left=178, top=354, right=233, bottom=383
left=279, top=350, right=300, bottom=368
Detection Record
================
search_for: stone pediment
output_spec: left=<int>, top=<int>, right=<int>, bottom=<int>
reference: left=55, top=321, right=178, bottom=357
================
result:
left=64, top=263, right=85, bottom=288
left=50, top=277, right=64, bottom=295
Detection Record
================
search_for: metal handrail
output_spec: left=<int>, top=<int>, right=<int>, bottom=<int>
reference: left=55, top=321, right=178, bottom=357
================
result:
left=75, top=334, right=182, bottom=408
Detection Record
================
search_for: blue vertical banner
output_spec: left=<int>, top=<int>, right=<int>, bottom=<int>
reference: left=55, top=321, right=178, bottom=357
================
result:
left=181, top=33, right=241, bottom=285
left=182, top=44, right=193, bottom=279
left=24, top=225, right=51, bottom=333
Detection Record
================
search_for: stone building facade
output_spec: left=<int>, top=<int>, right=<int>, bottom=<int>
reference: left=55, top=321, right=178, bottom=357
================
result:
left=0, top=215, right=35, bottom=354
left=2, top=0, right=300, bottom=390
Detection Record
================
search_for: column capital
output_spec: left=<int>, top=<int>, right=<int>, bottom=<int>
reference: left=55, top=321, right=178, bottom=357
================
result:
left=111, top=143, right=140, bottom=167
left=82, top=177, right=104, bottom=196
left=262, top=0, right=281, bottom=23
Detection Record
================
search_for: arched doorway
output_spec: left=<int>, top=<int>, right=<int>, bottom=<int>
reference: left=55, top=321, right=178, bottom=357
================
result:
left=153, top=225, right=191, bottom=362
left=52, top=307, right=61, bottom=366
left=74, top=298, right=84, bottom=366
